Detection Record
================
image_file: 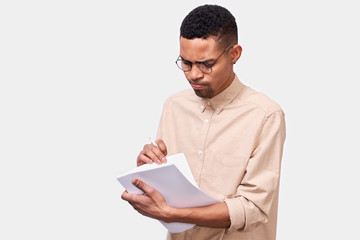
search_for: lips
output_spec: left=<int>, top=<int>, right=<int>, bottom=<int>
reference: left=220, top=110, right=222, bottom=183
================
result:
left=191, top=83, right=206, bottom=90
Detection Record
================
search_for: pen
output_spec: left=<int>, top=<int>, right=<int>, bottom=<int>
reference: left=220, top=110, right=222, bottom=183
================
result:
left=149, top=137, right=159, bottom=148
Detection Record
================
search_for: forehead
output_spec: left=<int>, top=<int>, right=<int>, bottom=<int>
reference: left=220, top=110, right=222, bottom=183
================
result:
left=180, top=37, right=220, bottom=61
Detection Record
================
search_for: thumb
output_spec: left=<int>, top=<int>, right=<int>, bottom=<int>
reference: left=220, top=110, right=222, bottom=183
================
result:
left=132, top=179, right=167, bottom=205
left=132, top=179, right=154, bottom=196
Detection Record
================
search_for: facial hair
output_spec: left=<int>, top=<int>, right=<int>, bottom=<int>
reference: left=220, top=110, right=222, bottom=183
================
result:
left=192, top=83, right=214, bottom=98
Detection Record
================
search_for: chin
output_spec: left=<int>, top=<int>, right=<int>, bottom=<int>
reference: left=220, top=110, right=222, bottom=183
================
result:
left=194, top=89, right=214, bottom=98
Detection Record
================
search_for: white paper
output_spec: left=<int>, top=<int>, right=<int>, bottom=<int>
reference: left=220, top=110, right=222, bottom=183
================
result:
left=117, top=153, right=221, bottom=233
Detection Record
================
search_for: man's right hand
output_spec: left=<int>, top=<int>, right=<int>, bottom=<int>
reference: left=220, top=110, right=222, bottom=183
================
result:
left=137, top=139, right=168, bottom=166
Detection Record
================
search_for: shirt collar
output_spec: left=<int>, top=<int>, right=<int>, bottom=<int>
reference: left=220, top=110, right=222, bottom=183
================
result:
left=198, top=75, right=245, bottom=114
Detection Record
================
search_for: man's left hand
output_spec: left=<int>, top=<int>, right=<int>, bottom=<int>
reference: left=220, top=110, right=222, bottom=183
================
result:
left=121, top=179, right=173, bottom=223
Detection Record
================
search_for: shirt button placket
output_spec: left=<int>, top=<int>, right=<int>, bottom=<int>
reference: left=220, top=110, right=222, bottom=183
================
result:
left=198, top=104, right=214, bottom=186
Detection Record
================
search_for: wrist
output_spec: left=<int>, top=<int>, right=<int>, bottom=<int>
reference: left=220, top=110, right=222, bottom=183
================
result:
left=162, top=205, right=185, bottom=223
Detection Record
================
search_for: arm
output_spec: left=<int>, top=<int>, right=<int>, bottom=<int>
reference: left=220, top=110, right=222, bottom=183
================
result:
left=121, top=179, right=230, bottom=228
left=168, top=201, right=230, bottom=228
left=225, top=110, right=286, bottom=232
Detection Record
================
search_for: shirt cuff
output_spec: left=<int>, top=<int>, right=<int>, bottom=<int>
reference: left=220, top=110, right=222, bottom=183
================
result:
left=224, top=197, right=246, bottom=232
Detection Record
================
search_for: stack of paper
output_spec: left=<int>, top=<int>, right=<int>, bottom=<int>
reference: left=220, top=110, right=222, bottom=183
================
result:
left=117, top=153, right=221, bottom=233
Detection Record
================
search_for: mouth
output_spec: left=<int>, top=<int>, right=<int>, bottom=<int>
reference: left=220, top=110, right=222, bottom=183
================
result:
left=190, top=83, right=207, bottom=90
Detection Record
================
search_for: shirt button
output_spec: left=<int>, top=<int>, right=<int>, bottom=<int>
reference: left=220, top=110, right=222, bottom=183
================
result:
left=208, top=101, right=211, bottom=106
left=216, top=108, right=220, bottom=112
left=204, top=119, right=209, bottom=123
left=200, top=105, right=204, bottom=109
left=198, top=150, right=202, bottom=155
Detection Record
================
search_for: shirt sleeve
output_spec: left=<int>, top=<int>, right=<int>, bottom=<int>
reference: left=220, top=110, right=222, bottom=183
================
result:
left=224, top=109, right=286, bottom=232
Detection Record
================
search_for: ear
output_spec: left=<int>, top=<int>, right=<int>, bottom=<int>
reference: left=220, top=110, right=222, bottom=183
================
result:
left=230, top=45, right=242, bottom=64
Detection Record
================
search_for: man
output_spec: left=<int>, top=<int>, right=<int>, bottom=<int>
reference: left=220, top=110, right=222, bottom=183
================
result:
left=121, top=4, right=286, bottom=240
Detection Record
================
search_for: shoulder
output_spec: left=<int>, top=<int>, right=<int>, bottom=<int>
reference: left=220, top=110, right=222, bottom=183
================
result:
left=238, top=86, right=284, bottom=117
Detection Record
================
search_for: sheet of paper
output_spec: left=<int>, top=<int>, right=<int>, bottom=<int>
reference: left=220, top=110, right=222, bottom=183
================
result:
left=117, top=153, right=221, bottom=233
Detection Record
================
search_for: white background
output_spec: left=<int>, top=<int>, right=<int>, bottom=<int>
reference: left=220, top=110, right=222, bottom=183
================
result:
left=1, top=0, right=359, bottom=239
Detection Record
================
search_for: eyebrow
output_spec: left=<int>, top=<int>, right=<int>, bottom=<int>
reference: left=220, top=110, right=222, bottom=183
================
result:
left=180, top=56, right=216, bottom=64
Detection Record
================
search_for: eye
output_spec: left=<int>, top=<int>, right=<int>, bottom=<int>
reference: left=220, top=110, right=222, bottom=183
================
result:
left=198, top=61, right=213, bottom=69
left=202, top=61, right=213, bottom=68
left=182, top=60, right=192, bottom=66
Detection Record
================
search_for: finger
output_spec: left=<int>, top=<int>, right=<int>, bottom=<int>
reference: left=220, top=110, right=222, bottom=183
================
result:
left=144, top=144, right=164, bottom=165
left=122, top=190, right=147, bottom=205
left=155, top=139, right=168, bottom=161
left=121, top=190, right=131, bottom=201
left=150, top=144, right=167, bottom=164
left=137, top=152, right=154, bottom=166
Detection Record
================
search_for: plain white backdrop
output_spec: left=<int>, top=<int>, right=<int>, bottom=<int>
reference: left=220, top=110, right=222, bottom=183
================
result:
left=1, top=0, right=359, bottom=239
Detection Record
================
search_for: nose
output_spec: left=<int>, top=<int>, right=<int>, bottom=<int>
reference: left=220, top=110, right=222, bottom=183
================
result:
left=188, top=64, right=204, bottom=81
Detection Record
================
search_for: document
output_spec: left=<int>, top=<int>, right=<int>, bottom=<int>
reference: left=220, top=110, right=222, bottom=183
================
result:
left=117, top=153, right=221, bottom=233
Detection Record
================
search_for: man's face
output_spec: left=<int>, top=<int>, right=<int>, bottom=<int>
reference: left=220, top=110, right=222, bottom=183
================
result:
left=179, top=36, right=235, bottom=98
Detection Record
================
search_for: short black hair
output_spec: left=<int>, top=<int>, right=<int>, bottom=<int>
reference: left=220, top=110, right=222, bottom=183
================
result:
left=180, top=4, right=238, bottom=49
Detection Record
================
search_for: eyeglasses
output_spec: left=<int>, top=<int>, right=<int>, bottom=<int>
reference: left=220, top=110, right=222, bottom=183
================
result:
left=175, top=45, right=234, bottom=74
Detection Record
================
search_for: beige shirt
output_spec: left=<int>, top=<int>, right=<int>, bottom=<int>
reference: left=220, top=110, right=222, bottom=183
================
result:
left=157, top=76, right=286, bottom=240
